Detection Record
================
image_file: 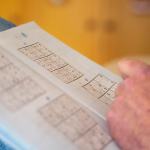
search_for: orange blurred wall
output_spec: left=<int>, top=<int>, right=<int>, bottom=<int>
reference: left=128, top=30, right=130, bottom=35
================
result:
left=0, top=0, right=150, bottom=65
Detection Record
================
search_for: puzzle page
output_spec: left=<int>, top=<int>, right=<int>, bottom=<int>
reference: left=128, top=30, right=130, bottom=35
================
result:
left=0, top=22, right=122, bottom=150
left=0, top=47, right=120, bottom=150
left=0, top=22, right=122, bottom=119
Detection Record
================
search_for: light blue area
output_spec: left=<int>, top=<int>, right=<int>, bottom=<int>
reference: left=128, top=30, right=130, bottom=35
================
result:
left=46, top=96, right=50, bottom=100
left=0, top=124, right=28, bottom=150
left=0, top=139, right=15, bottom=150
left=21, top=33, right=27, bottom=38
left=85, top=78, right=88, bottom=81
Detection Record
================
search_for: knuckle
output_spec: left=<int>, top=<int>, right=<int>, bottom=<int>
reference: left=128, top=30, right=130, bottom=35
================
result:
left=123, top=78, right=135, bottom=89
left=115, top=96, right=123, bottom=104
left=137, top=69, right=150, bottom=79
left=115, top=80, right=130, bottom=95
left=113, top=96, right=124, bottom=108
left=116, top=82, right=124, bottom=90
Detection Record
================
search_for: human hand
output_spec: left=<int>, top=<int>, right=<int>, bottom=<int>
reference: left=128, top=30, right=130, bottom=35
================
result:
left=107, top=58, right=150, bottom=150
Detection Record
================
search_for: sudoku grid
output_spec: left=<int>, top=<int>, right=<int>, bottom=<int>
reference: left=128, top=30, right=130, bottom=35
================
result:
left=18, top=43, right=84, bottom=84
left=83, top=74, right=118, bottom=107
left=0, top=53, right=45, bottom=111
left=38, top=94, right=111, bottom=150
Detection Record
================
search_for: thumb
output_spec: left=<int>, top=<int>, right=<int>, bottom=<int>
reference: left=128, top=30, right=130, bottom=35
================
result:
left=118, top=58, right=150, bottom=80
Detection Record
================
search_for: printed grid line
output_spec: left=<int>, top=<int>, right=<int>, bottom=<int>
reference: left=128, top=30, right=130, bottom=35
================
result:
left=38, top=94, right=112, bottom=150
left=18, top=42, right=84, bottom=84
left=0, top=52, right=45, bottom=111
left=83, top=74, right=118, bottom=107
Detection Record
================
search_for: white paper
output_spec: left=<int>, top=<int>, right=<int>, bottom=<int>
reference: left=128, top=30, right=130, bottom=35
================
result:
left=0, top=22, right=122, bottom=150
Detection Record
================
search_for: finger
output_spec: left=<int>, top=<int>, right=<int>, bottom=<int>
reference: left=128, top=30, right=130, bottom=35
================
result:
left=118, top=58, right=150, bottom=80
left=115, top=82, right=124, bottom=97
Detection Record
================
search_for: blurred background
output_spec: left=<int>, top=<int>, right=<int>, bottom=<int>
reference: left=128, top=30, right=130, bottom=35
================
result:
left=1, top=0, right=150, bottom=76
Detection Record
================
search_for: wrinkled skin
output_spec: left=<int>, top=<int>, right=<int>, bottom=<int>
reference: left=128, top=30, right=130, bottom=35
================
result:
left=107, top=58, right=150, bottom=150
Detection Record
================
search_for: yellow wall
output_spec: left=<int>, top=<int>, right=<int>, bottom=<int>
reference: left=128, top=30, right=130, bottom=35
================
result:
left=118, top=0, right=150, bottom=57
left=0, top=0, right=22, bottom=24
left=0, top=0, right=150, bottom=65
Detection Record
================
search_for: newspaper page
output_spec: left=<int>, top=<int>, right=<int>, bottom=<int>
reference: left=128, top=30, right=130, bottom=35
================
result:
left=0, top=22, right=122, bottom=150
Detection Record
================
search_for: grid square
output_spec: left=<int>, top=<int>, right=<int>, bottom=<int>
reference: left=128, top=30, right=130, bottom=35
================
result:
left=38, top=94, right=111, bottom=150
left=83, top=74, right=118, bottom=107
left=0, top=78, right=45, bottom=111
left=18, top=43, right=84, bottom=84
left=0, top=52, right=45, bottom=111
left=0, top=53, right=10, bottom=68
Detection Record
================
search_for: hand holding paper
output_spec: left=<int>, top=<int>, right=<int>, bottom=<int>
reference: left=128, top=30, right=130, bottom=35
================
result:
left=107, top=58, right=150, bottom=150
